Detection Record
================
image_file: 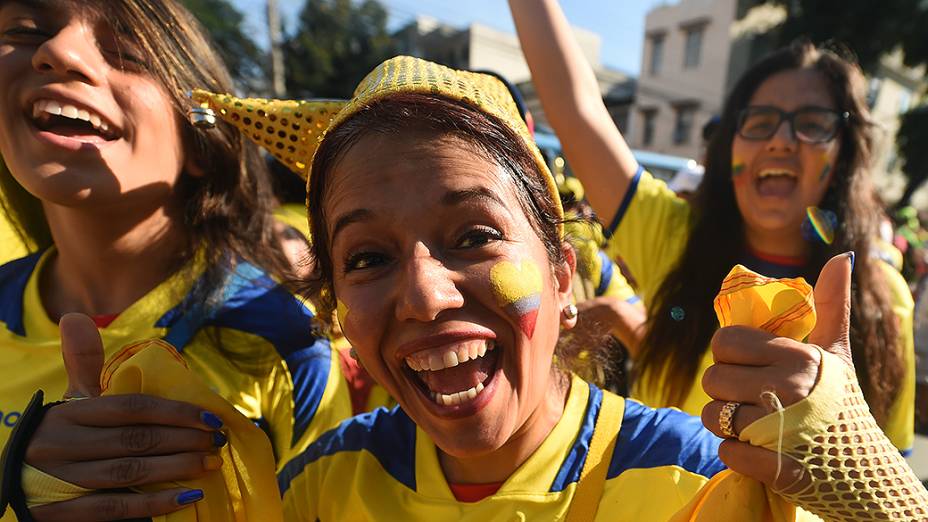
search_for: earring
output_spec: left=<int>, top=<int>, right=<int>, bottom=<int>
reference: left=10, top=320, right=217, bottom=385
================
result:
left=563, top=303, right=578, bottom=320
left=188, top=106, right=217, bottom=129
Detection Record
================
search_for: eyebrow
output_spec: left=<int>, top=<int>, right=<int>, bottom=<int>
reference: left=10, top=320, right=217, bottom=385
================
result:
left=440, top=187, right=507, bottom=208
left=329, top=187, right=507, bottom=243
left=331, top=208, right=374, bottom=243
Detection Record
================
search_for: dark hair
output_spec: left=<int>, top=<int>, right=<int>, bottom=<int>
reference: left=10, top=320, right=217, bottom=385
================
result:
left=304, top=93, right=609, bottom=381
left=638, top=40, right=903, bottom=424
left=0, top=0, right=293, bottom=306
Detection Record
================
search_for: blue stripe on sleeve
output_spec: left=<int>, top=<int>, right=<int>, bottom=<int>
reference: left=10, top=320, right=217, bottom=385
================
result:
left=608, top=399, right=726, bottom=480
left=277, top=406, right=418, bottom=495
left=603, top=165, right=643, bottom=240
left=901, top=448, right=913, bottom=458
left=594, top=251, right=614, bottom=296
left=625, top=295, right=641, bottom=305
left=0, top=253, right=42, bottom=336
left=157, top=263, right=330, bottom=448
left=550, top=382, right=601, bottom=492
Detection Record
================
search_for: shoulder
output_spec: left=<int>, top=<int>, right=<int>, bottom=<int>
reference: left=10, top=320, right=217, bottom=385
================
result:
left=608, top=398, right=726, bottom=480
left=0, top=252, right=43, bottom=336
left=160, top=261, right=322, bottom=358
left=277, top=406, right=418, bottom=493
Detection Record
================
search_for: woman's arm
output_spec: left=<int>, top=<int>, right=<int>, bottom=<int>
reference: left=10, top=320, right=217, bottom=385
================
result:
left=509, top=0, right=639, bottom=222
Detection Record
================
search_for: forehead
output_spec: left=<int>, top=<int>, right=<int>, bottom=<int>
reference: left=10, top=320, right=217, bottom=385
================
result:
left=749, top=68, right=835, bottom=110
left=0, top=0, right=102, bottom=19
left=323, top=131, right=517, bottom=224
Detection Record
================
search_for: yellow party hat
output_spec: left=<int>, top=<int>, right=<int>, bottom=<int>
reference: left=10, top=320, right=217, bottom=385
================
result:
left=192, top=55, right=564, bottom=230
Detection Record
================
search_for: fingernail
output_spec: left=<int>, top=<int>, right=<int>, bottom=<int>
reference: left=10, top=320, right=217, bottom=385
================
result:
left=177, top=489, right=204, bottom=505
left=200, top=411, right=223, bottom=429
left=847, top=251, right=855, bottom=273
left=212, top=431, right=227, bottom=447
left=203, top=455, right=223, bottom=471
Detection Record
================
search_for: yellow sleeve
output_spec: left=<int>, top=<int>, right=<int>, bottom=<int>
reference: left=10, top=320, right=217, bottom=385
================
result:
left=877, top=261, right=915, bottom=454
left=602, top=169, right=691, bottom=304
left=594, top=251, right=640, bottom=305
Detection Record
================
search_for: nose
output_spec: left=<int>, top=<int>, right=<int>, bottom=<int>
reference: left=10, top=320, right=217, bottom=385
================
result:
left=765, top=117, right=797, bottom=153
left=394, top=243, right=465, bottom=322
left=32, top=20, right=104, bottom=85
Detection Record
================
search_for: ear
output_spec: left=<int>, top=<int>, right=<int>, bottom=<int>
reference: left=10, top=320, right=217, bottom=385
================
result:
left=555, top=241, right=577, bottom=329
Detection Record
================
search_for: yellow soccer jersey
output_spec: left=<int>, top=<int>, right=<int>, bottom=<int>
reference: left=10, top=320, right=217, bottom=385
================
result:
left=0, top=251, right=352, bottom=478
left=277, top=374, right=733, bottom=521
left=604, top=168, right=915, bottom=453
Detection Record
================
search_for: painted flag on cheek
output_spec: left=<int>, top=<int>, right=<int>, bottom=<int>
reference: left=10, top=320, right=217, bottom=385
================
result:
left=490, top=260, right=543, bottom=338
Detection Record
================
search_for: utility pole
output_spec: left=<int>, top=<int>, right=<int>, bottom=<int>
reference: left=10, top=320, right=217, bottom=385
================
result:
left=267, top=0, right=286, bottom=97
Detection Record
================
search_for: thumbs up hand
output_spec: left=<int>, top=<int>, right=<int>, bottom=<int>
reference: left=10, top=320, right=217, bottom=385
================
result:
left=22, top=315, right=222, bottom=521
left=700, top=253, right=854, bottom=491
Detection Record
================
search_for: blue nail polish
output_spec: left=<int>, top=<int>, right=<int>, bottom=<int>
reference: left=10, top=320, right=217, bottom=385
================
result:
left=848, top=251, right=855, bottom=273
left=212, top=431, right=227, bottom=447
left=177, top=489, right=204, bottom=505
left=201, top=412, right=223, bottom=429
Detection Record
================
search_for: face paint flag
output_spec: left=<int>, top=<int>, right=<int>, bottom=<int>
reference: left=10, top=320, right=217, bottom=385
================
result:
left=731, top=156, right=745, bottom=177
left=490, top=260, right=543, bottom=338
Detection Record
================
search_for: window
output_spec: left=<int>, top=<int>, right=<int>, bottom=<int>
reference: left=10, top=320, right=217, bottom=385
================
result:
left=649, top=33, right=665, bottom=76
left=641, top=109, right=657, bottom=146
left=673, top=105, right=697, bottom=145
left=683, top=26, right=704, bottom=69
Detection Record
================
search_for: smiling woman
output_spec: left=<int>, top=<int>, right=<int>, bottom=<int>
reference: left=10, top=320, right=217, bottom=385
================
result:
left=511, top=0, right=915, bottom=456
left=0, top=1, right=351, bottom=520
left=182, top=55, right=928, bottom=521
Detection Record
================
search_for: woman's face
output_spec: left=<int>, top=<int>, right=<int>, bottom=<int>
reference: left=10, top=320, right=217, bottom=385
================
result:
left=324, top=129, right=574, bottom=457
left=0, top=2, right=184, bottom=208
left=731, top=68, right=840, bottom=237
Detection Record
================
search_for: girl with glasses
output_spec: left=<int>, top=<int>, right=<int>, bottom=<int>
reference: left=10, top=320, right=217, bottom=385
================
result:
left=510, top=0, right=914, bottom=454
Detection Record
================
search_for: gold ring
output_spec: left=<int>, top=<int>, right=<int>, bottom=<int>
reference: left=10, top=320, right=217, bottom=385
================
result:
left=719, top=401, right=741, bottom=438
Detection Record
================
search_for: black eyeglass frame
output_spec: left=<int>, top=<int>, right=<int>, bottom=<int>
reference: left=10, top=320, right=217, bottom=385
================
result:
left=736, top=105, right=850, bottom=144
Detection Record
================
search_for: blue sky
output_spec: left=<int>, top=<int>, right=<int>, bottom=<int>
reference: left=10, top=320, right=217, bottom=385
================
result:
left=231, top=0, right=670, bottom=75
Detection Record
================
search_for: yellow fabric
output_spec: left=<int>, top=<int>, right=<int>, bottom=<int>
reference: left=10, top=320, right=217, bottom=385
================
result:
left=713, top=265, right=816, bottom=340
left=103, top=339, right=283, bottom=522
left=565, top=391, right=624, bottom=522
left=608, top=171, right=915, bottom=452
left=191, top=55, right=564, bottom=236
left=21, top=464, right=92, bottom=508
left=0, top=161, right=31, bottom=265
left=20, top=340, right=286, bottom=521
left=669, top=470, right=817, bottom=522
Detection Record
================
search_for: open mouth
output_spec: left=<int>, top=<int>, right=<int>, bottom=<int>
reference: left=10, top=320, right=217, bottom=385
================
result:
left=29, top=99, right=120, bottom=143
left=404, top=339, right=500, bottom=408
left=755, top=169, right=797, bottom=198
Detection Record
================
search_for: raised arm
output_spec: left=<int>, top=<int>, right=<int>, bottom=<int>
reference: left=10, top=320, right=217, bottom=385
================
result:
left=509, top=0, right=639, bottom=222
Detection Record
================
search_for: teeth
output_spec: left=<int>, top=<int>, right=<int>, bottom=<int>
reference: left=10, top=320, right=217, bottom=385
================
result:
left=759, top=169, right=795, bottom=179
left=61, top=104, right=79, bottom=118
left=45, top=100, right=62, bottom=115
left=405, top=340, right=496, bottom=372
left=31, top=99, right=112, bottom=134
left=431, top=382, right=487, bottom=406
left=442, top=350, right=459, bottom=369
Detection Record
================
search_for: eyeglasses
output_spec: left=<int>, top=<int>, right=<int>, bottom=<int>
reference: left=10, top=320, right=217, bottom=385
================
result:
left=736, top=106, right=849, bottom=143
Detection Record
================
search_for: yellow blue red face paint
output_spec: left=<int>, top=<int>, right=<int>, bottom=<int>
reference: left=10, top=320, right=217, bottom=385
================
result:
left=489, top=260, right=543, bottom=339
left=801, top=206, right=837, bottom=245
left=731, top=156, right=745, bottom=178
